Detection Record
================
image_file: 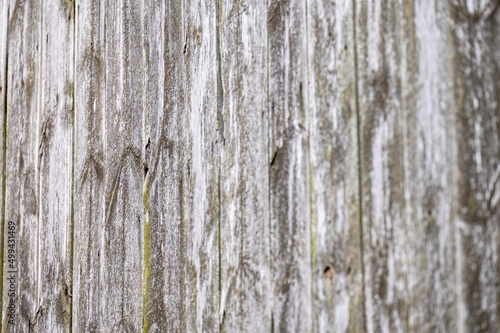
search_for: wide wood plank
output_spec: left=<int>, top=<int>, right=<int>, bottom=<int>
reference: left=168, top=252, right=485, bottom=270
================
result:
left=36, top=1, right=74, bottom=331
left=268, top=0, right=312, bottom=331
left=2, top=1, right=41, bottom=331
left=307, top=0, right=364, bottom=331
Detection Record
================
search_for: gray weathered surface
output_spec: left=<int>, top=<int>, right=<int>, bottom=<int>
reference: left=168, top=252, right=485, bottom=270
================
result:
left=2, top=1, right=41, bottom=331
left=268, top=1, right=312, bottom=331
left=308, top=0, right=364, bottom=331
left=0, top=0, right=7, bottom=327
left=73, top=0, right=105, bottom=331
left=219, top=1, right=270, bottom=331
left=1, top=0, right=500, bottom=332
left=37, top=1, right=74, bottom=331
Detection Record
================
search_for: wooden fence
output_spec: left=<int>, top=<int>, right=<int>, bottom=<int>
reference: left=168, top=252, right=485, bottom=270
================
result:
left=0, top=0, right=499, bottom=332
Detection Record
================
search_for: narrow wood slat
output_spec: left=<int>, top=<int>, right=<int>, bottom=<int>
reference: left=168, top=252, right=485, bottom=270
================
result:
left=450, top=1, right=500, bottom=331
left=73, top=0, right=106, bottom=331
left=2, top=1, right=41, bottom=331
left=355, top=1, right=408, bottom=331
left=182, top=0, right=220, bottom=330
left=36, top=1, right=74, bottom=331
left=143, top=0, right=219, bottom=331
left=403, top=2, right=458, bottom=331
left=218, top=0, right=271, bottom=331
left=308, top=0, right=364, bottom=331
left=102, top=0, right=144, bottom=331
left=268, top=0, right=312, bottom=331
left=0, top=0, right=8, bottom=328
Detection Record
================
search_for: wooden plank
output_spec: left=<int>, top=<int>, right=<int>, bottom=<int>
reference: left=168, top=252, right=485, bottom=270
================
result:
left=355, top=1, right=464, bottom=331
left=140, top=1, right=165, bottom=331
left=102, top=0, right=144, bottom=331
left=73, top=0, right=105, bottom=331
left=142, top=2, right=189, bottom=331
left=142, top=0, right=219, bottom=331
left=181, top=0, right=220, bottom=331
left=402, top=2, right=458, bottom=331
left=0, top=0, right=8, bottom=329
left=2, top=0, right=41, bottom=331
left=307, top=0, right=364, bottom=331
left=355, top=1, right=408, bottom=331
left=450, top=1, right=500, bottom=331
left=218, top=0, right=271, bottom=331
left=268, top=0, right=312, bottom=331
left=36, top=0, right=74, bottom=331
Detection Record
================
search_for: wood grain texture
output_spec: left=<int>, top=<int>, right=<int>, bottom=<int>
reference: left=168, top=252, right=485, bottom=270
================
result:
left=142, top=2, right=190, bottom=331
left=308, top=0, right=364, bottom=331
left=268, top=0, right=312, bottom=331
left=2, top=1, right=41, bottom=331
left=403, top=2, right=458, bottom=331
left=451, top=1, right=500, bottom=331
left=36, top=0, right=74, bottom=331
left=73, top=0, right=105, bottom=331
left=0, top=1, right=499, bottom=332
left=142, top=1, right=219, bottom=331
left=355, top=1, right=408, bottom=331
left=218, top=0, right=270, bottom=331
left=0, top=0, right=8, bottom=328
left=102, top=0, right=144, bottom=331
left=181, top=0, right=220, bottom=331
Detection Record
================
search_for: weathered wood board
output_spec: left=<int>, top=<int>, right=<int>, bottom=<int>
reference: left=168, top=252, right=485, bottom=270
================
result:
left=2, top=1, right=42, bottom=331
left=268, top=1, right=312, bottom=331
left=308, top=0, right=364, bottom=331
left=0, top=0, right=498, bottom=332
left=0, top=0, right=8, bottom=327
left=37, top=1, right=74, bottom=331
left=73, top=0, right=105, bottom=331
left=219, top=1, right=270, bottom=331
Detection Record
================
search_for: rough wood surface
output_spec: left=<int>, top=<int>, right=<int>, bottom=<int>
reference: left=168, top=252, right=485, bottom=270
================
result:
left=268, top=1, right=312, bottom=331
left=37, top=1, right=74, bottom=331
left=308, top=0, right=364, bottom=331
left=0, top=0, right=7, bottom=328
left=2, top=1, right=41, bottom=331
left=1, top=1, right=499, bottom=332
left=218, top=1, right=270, bottom=331
left=73, top=0, right=105, bottom=331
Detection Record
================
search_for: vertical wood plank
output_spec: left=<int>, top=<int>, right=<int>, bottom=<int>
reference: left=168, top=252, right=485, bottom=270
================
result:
left=0, top=0, right=8, bottom=329
left=142, top=0, right=219, bottom=331
left=450, top=1, right=500, bottom=331
left=73, top=0, right=105, bottom=331
left=2, top=0, right=41, bottom=331
left=268, top=0, right=312, bottom=331
left=143, top=2, right=189, bottom=331
left=182, top=0, right=220, bottom=330
left=218, top=0, right=270, bottom=331
left=355, top=1, right=408, bottom=331
left=140, top=0, right=164, bottom=331
left=102, top=0, right=144, bottom=331
left=404, top=2, right=458, bottom=331
left=36, top=0, right=74, bottom=331
left=307, top=0, right=364, bottom=331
